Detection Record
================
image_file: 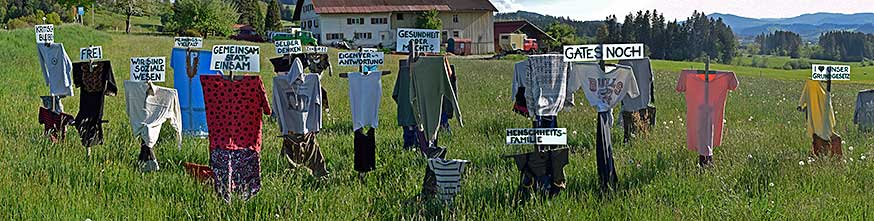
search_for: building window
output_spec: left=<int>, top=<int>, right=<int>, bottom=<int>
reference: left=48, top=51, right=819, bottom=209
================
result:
left=397, top=13, right=404, bottom=20
left=327, top=33, right=345, bottom=40
left=314, top=20, right=319, bottom=28
left=371, top=18, right=388, bottom=24
left=354, top=32, right=372, bottom=39
left=453, top=15, right=459, bottom=23
left=303, top=4, right=314, bottom=12
left=358, top=18, right=364, bottom=24
left=453, top=30, right=460, bottom=38
left=347, top=18, right=353, bottom=25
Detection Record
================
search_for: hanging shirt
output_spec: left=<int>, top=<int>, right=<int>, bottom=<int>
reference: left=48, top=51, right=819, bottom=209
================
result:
left=124, top=81, right=182, bottom=149
left=619, top=58, right=655, bottom=112
left=854, top=90, right=874, bottom=130
left=201, top=75, right=271, bottom=152
left=38, top=106, right=75, bottom=142
left=410, top=56, right=463, bottom=141
left=270, top=55, right=308, bottom=74
left=676, top=70, right=738, bottom=153
left=37, top=43, right=74, bottom=97
left=274, top=73, right=322, bottom=135
left=393, top=59, right=416, bottom=126
left=72, top=60, right=117, bottom=147
left=524, top=54, right=568, bottom=117
left=799, top=80, right=836, bottom=140
left=427, top=159, right=469, bottom=202
left=348, top=72, right=382, bottom=130
left=171, top=48, right=221, bottom=136
left=568, top=63, right=640, bottom=112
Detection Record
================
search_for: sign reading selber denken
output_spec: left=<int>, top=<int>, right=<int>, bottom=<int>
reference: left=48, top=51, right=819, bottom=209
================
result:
left=130, top=57, right=166, bottom=82
left=211, top=45, right=260, bottom=72
left=396, top=28, right=440, bottom=53
left=563, top=43, right=645, bottom=62
left=506, top=128, right=568, bottom=145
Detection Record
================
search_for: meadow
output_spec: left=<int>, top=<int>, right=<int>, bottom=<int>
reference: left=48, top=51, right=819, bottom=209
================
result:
left=1, top=25, right=873, bottom=219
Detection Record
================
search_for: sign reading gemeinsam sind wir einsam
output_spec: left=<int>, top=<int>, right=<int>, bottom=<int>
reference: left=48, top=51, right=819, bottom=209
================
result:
left=396, top=28, right=440, bottom=53
left=210, top=45, right=260, bottom=72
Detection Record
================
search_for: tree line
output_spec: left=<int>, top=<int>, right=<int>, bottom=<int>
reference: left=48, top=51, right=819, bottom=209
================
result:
left=812, top=31, right=874, bottom=62
left=754, top=30, right=802, bottom=58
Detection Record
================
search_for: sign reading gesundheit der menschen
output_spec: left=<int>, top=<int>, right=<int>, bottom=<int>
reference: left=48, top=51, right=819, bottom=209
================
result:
left=35, top=24, right=54, bottom=44
left=506, top=128, right=568, bottom=145
left=130, top=57, right=166, bottom=82
left=812, top=64, right=850, bottom=81
left=210, top=45, right=260, bottom=72
left=174, top=37, right=203, bottom=48
left=79, top=46, right=103, bottom=61
left=562, top=43, right=645, bottom=62
left=396, top=28, right=441, bottom=53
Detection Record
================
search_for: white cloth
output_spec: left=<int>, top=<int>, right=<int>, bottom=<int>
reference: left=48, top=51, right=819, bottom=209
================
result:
left=274, top=73, right=322, bottom=134
left=37, top=43, right=74, bottom=97
left=511, top=61, right=529, bottom=100
left=348, top=72, right=382, bottom=130
left=524, top=54, right=569, bottom=117
left=568, top=63, right=640, bottom=112
left=619, top=58, right=654, bottom=112
left=124, top=81, right=182, bottom=149
left=427, top=158, right=469, bottom=202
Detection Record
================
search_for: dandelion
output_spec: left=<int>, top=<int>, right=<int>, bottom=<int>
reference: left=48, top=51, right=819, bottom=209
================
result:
left=663, top=121, right=667, bottom=125
left=861, top=155, right=867, bottom=160
left=748, top=154, right=753, bottom=159
left=848, top=146, right=854, bottom=151
left=769, top=182, right=774, bottom=187
left=572, top=130, right=578, bottom=135
left=799, top=161, right=805, bottom=166
left=808, top=157, right=815, bottom=164
left=842, top=140, right=846, bottom=144
left=748, top=116, right=753, bottom=121
left=669, top=120, right=674, bottom=124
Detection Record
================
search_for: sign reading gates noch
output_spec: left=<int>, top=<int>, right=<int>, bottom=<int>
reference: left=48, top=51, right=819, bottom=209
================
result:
left=305, top=46, right=329, bottom=54
left=338, top=52, right=385, bottom=67
left=506, top=128, right=568, bottom=145
left=174, top=37, right=203, bottom=48
left=396, top=28, right=440, bottom=53
left=130, top=57, right=166, bottom=82
left=275, top=40, right=302, bottom=54
left=79, top=46, right=103, bottom=60
left=35, top=24, right=54, bottom=44
left=563, top=43, right=645, bottom=62
left=210, top=45, right=260, bottom=72
left=812, top=64, right=850, bottom=81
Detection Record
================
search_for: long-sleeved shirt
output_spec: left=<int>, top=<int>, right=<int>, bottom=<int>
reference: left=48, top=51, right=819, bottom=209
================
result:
left=799, top=80, right=836, bottom=140
left=568, top=63, right=640, bottom=112
left=618, top=58, right=655, bottom=112
left=524, top=54, right=569, bottom=117
left=274, top=73, right=323, bottom=135
left=171, top=48, right=222, bottom=136
left=410, top=56, right=463, bottom=141
left=37, top=43, right=74, bottom=97
left=72, top=60, right=117, bottom=147
left=393, top=59, right=417, bottom=126
left=124, top=81, right=182, bottom=149
left=854, top=90, right=874, bottom=130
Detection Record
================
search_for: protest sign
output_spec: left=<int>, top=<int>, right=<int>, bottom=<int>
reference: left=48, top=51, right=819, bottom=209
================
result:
left=812, top=64, right=850, bottom=81
left=210, top=45, right=260, bottom=72
left=338, top=52, right=385, bottom=67
left=396, top=28, right=440, bottom=53
left=505, top=128, right=568, bottom=145
left=130, top=57, right=166, bottom=82
left=35, top=24, right=54, bottom=44
left=79, top=46, right=102, bottom=60
left=174, top=37, right=203, bottom=48
left=563, top=43, right=645, bottom=62
left=275, top=40, right=302, bottom=54
left=305, top=46, right=329, bottom=54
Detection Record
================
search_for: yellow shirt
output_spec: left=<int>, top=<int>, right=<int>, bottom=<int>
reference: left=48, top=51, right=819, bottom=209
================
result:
left=799, top=80, right=836, bottom=140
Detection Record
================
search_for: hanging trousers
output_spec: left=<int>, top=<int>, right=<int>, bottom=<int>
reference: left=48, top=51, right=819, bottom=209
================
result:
left=354, top=128, right=376, bottom=173
left=596, top=110, right=618, bottom=191
left=281, top=133, right=329, bottom=178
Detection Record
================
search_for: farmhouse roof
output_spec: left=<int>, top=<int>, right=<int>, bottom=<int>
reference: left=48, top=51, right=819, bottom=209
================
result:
left=308, top=0, right=498, bottom=14
left=494, top=20, right=556, bottom=41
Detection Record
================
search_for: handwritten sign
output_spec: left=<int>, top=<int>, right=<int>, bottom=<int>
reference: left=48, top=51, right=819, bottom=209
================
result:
left=275, top=40, right=302, bottom=54
left=130, top=57, right=166, bottom=82
left=396, top=28, right=440, bottom=53
left=35, top=24, right=54, bottom=44
left=563, top=43, right=645, bottom=62
left=506, top=128, right=568, bottom=145
left=174, top=37, right=203, bottom=48
left=305, top=46, right=328, bottom=54
left=338, top=52, right=384, bottom=67
left=210, top=45, right=260, bottom=72
left=79, top=46, right=102, bottom=60
left=77, top=6, right=84, bottom=15
left=812, top=64, right=850, bottom=81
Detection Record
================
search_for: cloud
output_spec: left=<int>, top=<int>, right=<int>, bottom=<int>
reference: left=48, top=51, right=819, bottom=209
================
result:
left=491, top=0, right=524, bottom=13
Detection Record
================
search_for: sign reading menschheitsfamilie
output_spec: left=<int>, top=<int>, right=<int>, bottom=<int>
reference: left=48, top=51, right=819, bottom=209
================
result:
left=396, top=28, right=440, bottom=53
left=305, top=46, right=329, bottom=54
left=130, top=57, right=166, bottom=82
left=563, top=43, right=645, bottom=62
left=275, top=40, right=302, bottom=54
left=210, top=45, right=260, bottom=72
left=35, top=24, right=54, bottom=44
left=812, top=64, right=850, bottom=81
left=506, top=128, right=568, bottom=145
left=79, top=46, right=102, bottom=61
left=338, top=52, right=385, bottom=67
left=174, top=37, right=203, bottom=48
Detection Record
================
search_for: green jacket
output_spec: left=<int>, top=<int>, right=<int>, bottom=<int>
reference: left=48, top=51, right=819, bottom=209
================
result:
left=409, top=56, right=463, bottom=141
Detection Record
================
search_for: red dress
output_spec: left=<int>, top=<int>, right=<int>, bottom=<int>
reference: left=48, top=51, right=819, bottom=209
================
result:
left=200, top=75, right=272, bottom=152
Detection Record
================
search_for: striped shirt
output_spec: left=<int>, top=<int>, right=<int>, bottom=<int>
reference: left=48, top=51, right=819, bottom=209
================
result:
left=427, top=159, right=469, bottom=202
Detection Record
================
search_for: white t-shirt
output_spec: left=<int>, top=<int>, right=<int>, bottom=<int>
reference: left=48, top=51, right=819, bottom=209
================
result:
left=568, top=63, right=640, bottom=112
left=348, top=72, right=382, bottom=130
left=524, top=54, right=569, bottom=117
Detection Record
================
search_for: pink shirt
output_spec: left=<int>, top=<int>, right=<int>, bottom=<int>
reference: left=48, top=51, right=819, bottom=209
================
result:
left=676, top=70, right=738, bottom=156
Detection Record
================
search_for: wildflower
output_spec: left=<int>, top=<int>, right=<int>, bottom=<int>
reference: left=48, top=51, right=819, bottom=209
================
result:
left=799, top=161, right=805, bottom=166
left=808, top=157, right=815, bottom=164
left=848, top=146, right=854, bottom=151
left=861, top=155, right=867, bottom=160
left=747, top=154, right=753, bottom=159
left=669, top=120, right=674, bottom=124
left=572, top=130, right=577, bottom=135
left=748, top=116, right=753, bottom=121
left=769, top=182, right=774, bottom=187
left=842, top=140, right=846, bottom=144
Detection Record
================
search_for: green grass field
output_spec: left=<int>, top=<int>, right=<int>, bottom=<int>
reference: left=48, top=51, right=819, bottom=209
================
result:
left=2, top=25, right=874, bottom=219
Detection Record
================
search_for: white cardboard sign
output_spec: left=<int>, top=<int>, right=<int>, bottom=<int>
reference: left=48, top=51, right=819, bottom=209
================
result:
left=35, top=24, right=54, bottom=44
left=130, top=57, right=166, bottom=82
left=275, top=40, right=302, bottom=54
left=812, top=64, right=850, bottom=81
left=79, top=46, right=103, bottom=61
left=305, top=46, right=329, bottom=54
left=563, top=43, right=645, bottom=62
left=506, top=128, right=568, bottom=145
left=210, top=45, right=260, bottom=72
left=396, top=28, right=440, bottom=53
left=174, top=37, right=203, bottom=48
left=338, top=52, right=385, bottom=67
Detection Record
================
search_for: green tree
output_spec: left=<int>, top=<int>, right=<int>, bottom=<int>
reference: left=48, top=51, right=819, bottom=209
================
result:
left=236, top=0, right=263, bottom=34
left=163, top=0, right=237, bottom=37
left=0, top=0, right=7, bottom=22
left=545, top=22, right=579, bottom=50
left=416, top=9, right=441, bottom=30
left=111, top=0, right=158, bottom=33
left=264, top=0, right=280, bottom=32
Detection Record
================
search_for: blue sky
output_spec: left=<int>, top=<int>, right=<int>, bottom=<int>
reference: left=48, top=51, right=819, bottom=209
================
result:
left=490, top=0, right=874, bottom=21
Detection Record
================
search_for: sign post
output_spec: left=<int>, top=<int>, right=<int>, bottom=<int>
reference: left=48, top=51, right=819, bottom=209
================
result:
left=274, top=40, right=302, bottom=55
left=211, top=45, right=260, bottom=81
left=174, top=37, right=204, bottom=49
left=35, top=24, right=54, bottom=44
left=812, top=64, right=850, bottom=82
left=79, top=46, right=103, bottom=61
left=562, top=43, right=645, bottom=62
left=130, top=57, right=167, bottom=82
left=505, top=128, right=568, bottom=145
left=337, top=51, right=385, bottom=67
left=396, top=28, right=441, bottom=53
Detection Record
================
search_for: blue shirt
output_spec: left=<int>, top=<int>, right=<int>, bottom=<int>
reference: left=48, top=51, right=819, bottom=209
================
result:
left=171, top=48, right=221, bottom=136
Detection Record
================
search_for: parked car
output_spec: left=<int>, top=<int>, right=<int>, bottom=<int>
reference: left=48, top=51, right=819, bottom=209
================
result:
left=499, top=33, right=539, bottom=54
left=271, top=30, right=319, bottom=46
left=230, top=26, right=264, bottom=42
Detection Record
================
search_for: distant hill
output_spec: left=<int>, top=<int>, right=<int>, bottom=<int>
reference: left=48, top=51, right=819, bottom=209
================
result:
left=709, top=12, right=874, bottom=40
left=496, top=11, right=603, bottom=38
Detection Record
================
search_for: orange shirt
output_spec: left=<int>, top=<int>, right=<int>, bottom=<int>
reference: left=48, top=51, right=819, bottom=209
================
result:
left=676, top=70, right=739, bottom=155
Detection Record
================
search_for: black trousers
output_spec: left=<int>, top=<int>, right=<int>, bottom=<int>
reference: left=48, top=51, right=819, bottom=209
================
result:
left=596, top=111, right=618, bottom=191
left=354, top=128, right=376, bottom=173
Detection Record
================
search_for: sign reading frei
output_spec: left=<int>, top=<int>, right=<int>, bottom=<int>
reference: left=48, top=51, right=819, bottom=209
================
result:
left=563, top=43, right=645, bottom=62
left=812, top=64, right=850, bottom=81
left=35, top=24, right=54, bottom=44
left=130, top=57, right=166, bottom=82
left=275, top=40, right=302, bottom=54
left=79, top=46, right=103, bottom=60
left=396, top=28, right=440, bottom=53
left=210, top=45, right=260, bottom=72
left=338, top=52, right=385, bottom=67
left=305, top=46, right=329, bottom=54
left=506, top=128, right=568, bottom=145
left=174, top=37, right=203, bottom=48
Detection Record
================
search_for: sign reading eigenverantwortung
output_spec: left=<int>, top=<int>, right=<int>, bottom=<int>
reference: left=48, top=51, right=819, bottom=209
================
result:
left=563, top=43, right=645, bottom=62
left=506, top=128, right=568, bottom=145
left=130, top=57, right=166, bottom=82
left=210, top=45, right=260, bottom=72
left=812, top=64, right=850, bottom=81
left=338, top=52, right=385, bottom=67
left=396, top=28, right=440, bottom=53
left=174, top=37, right=203, bottom=48
left=35, top=24, right=54, bottom=44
